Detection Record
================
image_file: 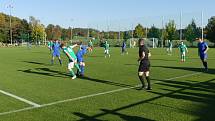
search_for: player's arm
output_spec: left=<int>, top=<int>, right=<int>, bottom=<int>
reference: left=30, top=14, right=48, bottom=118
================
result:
left=138, top=52, right=145, bottom=61
left=185, top=46, right=188, bottom=53
left=204, top=44, right=209, bottom=54
left=70, top=44, right=78, bottom=49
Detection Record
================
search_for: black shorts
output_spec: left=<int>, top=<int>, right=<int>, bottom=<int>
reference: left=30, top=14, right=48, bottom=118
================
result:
left=138, top=61, right=150, bottom=72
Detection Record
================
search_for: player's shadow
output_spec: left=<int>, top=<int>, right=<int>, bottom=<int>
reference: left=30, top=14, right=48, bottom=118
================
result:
left=150, top=58, right=177, bottom=61
left=18, top=68, right=70, bottom=78
left=80, top=76, right=134, bottom=88
left=152, top=65, right=215, bottom=74
left=22, top=61, right=50, bottom=66
left=73, top=109, right=155, bottom=121
left=73, top=78, right=215, bottom=121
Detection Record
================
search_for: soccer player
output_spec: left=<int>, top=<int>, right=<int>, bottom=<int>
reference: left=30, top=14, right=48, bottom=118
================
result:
left=167, top=40, right=173, bottom=55
left=104, top=41, right=110, bottom=58
left=197, top=38, right=209, bottom=71
left=178, top=41, right=188, bottom=62
left=121, top=40, right=128, bottom=55
left=88, top=40, right=93, bottom=52
left=47, top=40, right=53, bottom=53
left=60, top=43, right=81, bottom=79
left=138, top=38, right=152, bottom=90
left=76, top=45, right=88, bottom=77
left=51, top=40, right=62, bottom=65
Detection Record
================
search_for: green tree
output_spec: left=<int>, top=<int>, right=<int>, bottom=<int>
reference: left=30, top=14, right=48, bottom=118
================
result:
left=0, top=13, right=7, bottom=42
left=45, top=24, right=55, bottom=40
left=29, top=16, right=46, bottom=43
left=53, top=25, right=62, bottom=40
left=185, top=19, right=201, bottom=44
left=164, top=20, right=177, bottom=41
left=206, top=16, right=215, bottom=45
left=134, top=24, right=145, bottom=38
left=148, top=25, right=161, bottom=39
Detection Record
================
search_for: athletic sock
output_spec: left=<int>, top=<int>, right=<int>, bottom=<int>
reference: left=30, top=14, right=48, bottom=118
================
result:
left=80, top=65, right=84, bottom=75
left=146, top=76, right=151, bottom=89
left=59, top=59, right=62, bottom=65
left=138, top=76, right=145, bottom=88
left=75, top=63, right=81, bottom=72
left=203, top=61, right=208, bottom=69
left=51, top=60, right=54, bottom=65
left=69, top=70, right=75, bottom=77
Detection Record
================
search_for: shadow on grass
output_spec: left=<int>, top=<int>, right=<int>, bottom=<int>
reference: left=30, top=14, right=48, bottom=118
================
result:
left=80, top=76, right=133, bottom=88
left=18, top=67, right=134, bottom=89
left=152, top=65, right=215, bottom=74
left=18, top=67, right=70, bottom=78
left=73, top=78, right=215, bottom=121
left=22, top=61, right=50, bottom=66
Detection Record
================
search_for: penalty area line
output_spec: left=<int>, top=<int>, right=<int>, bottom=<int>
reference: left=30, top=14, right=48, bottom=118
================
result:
left=0, top=72, right=201, bottom=116
left=0, top=90, right=41, bottom=107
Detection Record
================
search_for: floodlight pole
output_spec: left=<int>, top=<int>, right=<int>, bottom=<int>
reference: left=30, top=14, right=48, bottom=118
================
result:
left=201, top=11, right=204, bottom=40
left=180, top=11, right=183, bottom=41
left=87, top=25, right=90, bottom=40
left=145, top=27, right=148, bottom=38
left=161, top=16, right=164, bottom=48
left=8, top=4, right=13, bottom=45
left=70, top=19, right=74, bottom=41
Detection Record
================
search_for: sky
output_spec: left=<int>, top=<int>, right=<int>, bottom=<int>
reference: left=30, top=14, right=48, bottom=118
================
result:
left=0, top=0, right=215, bottom=31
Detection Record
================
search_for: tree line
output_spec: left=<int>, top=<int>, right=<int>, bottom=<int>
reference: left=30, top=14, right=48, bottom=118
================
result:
left=0, top=12, right=215, bottom=46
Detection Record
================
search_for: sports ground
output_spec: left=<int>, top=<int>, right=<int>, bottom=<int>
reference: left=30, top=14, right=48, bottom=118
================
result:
left=0, top=47, right=214, bottom=121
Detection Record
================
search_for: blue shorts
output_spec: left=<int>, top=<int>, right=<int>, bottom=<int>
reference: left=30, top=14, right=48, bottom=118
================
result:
left=52, top=52, right=60, bottom=57
left=77, top=57, right=84, bottom=63
left=200, top=54, right=207, bottom=60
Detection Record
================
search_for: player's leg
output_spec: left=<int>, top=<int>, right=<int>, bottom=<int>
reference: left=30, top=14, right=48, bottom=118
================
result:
left=51, top=55, right=55, bottom=65
left=107, top=50, right=110, bottom=57
left=201, top=55, right=208, bottom=71
left=138, top=63, right=146, bottom=89
left=182, top=52, right=186, bottom=62
left=79, top=62, right=85, bottom=76
left=57, top=55, right=62, bottom=65
left=74, top=61, right=81, bottom=73
left=104, top=49, right=107, bottom=58
left=138, top=72, right=145, bottom=89
left=68, top=61, right=76, bottom=79
left=144, top=71, right=151, bottom=90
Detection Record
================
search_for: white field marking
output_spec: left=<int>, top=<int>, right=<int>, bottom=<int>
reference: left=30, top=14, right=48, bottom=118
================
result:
left=0, top=72, right=201, bottom=116
left=0, top=90, right=41, bottom=107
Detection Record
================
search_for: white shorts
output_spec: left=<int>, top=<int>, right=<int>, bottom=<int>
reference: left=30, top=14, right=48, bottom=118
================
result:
left=181, top=52, right=186, bottom=56
left=104, top=50, right=109, bottom=54
left=68, top=62, right=75, bottom=70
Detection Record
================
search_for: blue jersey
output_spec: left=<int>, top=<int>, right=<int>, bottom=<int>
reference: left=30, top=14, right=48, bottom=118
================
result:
left=76, top=46, right=87, bottom=62
left=52, top=42, right=61, bottom=54
left=122, top=42, right=126, bottom=48
left=198, top=42, right=208, bottom=55
left=198, top=42, right=208, bottom=60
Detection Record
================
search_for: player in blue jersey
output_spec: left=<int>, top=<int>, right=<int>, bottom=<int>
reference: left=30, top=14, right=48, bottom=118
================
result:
left=197, top=38, right=209, bottom=71
left=121, top=40, right=128, bottom=55
left=76, top=45, right=88, bottom=77
left=51, top=40, right=62, bottom=65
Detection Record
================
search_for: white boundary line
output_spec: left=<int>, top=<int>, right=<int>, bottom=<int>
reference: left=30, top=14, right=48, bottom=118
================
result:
left=0, top=90, right=41, bottom=107
left=0, top=72, right=201, bottom=116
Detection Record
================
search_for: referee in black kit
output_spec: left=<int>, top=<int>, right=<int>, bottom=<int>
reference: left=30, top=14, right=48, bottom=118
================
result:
left=138, top=38, right=152, bottom=90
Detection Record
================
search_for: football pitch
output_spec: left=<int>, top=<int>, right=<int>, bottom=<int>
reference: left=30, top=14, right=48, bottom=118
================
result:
left=0, top=47, right=214, bottom=121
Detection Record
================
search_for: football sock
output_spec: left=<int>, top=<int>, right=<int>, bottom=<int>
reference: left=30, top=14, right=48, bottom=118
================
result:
left=80, top=65, right=84, bottom=75
left=59, top=59, right=62, bottom=65
left=51, top=60, right=54, bottom=65
left=203, top=61, right=208, bottom=69
left=69, top=70, right=75, bottom=77
left=146, top=76, right=151, bottom=89
left=138, top=76, right=145, bottom=88
left=75, top=64, right=81, bottom=72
